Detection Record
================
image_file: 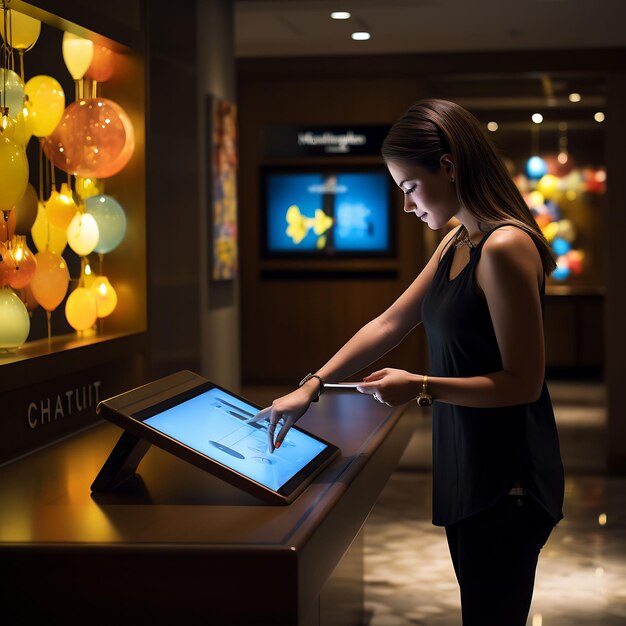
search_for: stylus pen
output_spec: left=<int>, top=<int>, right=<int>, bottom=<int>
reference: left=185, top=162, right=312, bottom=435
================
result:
left=324, top=383, right=362, bottom=389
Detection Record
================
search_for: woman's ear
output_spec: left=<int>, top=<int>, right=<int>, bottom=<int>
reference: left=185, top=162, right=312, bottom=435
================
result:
left=440, top=154, right=455, bottom=180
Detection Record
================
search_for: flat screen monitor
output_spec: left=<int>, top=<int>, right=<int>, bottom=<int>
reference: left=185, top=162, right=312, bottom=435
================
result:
left=263, top=168, right=394, bottom=257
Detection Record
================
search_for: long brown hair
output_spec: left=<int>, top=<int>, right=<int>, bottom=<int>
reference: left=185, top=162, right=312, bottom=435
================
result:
left=382, top=98, right=556, bottom=274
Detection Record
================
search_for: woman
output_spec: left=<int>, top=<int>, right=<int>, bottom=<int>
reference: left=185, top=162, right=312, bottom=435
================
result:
left=250, top=99, right=564, bottom=626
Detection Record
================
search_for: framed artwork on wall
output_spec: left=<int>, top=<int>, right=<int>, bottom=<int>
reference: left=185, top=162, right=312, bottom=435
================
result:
left=208, top=95, right=238, bottom=281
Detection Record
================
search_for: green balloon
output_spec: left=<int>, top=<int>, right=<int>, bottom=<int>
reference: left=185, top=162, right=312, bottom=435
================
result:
left=85, top=194, right=127, bottom=254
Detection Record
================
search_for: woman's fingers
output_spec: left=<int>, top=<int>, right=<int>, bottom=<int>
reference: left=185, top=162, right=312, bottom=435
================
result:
left=363, top=369, right=387, bottom=382
left=274, top=417, right=295, bottom=450
left=246, top=406, right=271, bottom=424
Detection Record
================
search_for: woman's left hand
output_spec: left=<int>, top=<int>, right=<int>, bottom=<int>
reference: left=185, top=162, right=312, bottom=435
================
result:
left=356, top=368, right=422, bottom=406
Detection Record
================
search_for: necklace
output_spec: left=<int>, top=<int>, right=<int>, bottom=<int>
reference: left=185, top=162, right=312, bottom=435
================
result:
left=454, top=233, right=476, bottom=250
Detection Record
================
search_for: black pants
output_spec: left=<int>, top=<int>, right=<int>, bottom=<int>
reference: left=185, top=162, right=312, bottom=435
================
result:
left=445, top=495, right=555, bottom=626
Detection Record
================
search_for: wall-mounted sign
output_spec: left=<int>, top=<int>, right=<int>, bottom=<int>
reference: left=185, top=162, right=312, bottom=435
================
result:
left=0, top=356, right=144, bottom=465
left=265, top=125, right=390, bottom=158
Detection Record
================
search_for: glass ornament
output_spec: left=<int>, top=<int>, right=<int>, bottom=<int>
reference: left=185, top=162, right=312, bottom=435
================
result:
left=90, top=275, right=117, bottom=318
left=0, top=286, right=30, bottom=351
left=46, top=183, right=78, bottom=230
left=0, top=10, right=41, bottom=51
left=14, top=183, right=39, bottom=235
left=62, top=33, right=94, bottom=81
left=0, top=69, right=25, bottom=118
left=24, top=75, right=66, bottom=138
left=31, top=201, right=68, bottom=254
left=29, top=250, right=70, bottom=311
left=41, top=98, right=127, bottom=178
left=85, top=195, right=127, bottom=253
left=67, top=212, right=99, bottom=257
left=65, top=287, right=97, bottom=331
left=0, top=136, right=29, bottom=212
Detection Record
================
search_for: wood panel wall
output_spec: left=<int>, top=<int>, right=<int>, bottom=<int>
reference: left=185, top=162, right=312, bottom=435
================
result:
left=237, top=50, right=622, bottom=386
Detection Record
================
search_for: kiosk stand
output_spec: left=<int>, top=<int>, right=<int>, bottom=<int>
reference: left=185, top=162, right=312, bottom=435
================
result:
left=0, top=380, right=415, bottom=625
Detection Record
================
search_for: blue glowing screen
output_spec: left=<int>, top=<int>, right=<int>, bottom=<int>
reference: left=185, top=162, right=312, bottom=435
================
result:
left=144, top=388, right=327, bottom=491
left=265, top=171, right=391, bottom=254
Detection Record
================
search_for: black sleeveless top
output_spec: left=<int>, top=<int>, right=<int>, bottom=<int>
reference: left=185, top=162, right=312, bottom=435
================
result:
left=421, top=225, right=565, bottom=527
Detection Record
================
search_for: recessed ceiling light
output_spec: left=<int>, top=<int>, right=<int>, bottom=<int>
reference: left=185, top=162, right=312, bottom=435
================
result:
left=487, top=121, right=498, bottom=132
left=594, top=111, right=605, bottom=122
left=351, top=31, right=371, bottom=41
left=532, top=113, right=543, bottom=124
left=568, top=92, right=582, bottom=103
left=330, top=11, right=351, bottom=20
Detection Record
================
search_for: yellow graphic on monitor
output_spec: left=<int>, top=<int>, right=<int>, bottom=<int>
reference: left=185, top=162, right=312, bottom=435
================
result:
left=285, top=205, right=334, bottom=247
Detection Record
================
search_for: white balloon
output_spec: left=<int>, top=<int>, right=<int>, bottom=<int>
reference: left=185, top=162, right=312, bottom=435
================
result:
left=67, top=212, right=99, bottom=257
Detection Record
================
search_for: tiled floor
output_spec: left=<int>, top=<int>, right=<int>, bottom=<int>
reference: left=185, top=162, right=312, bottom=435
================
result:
left=363, top=381, right=625, bottom=626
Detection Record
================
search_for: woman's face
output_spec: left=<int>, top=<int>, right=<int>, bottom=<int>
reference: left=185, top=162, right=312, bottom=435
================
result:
left=387, top=159, right=459, bottom=230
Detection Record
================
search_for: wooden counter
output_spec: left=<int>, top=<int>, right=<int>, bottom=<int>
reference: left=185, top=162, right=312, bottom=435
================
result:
left=0, top=390, right=415, bottom=625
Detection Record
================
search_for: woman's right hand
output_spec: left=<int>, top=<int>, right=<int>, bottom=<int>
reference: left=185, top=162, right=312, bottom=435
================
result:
left=247, top=385, right=316, bottom=453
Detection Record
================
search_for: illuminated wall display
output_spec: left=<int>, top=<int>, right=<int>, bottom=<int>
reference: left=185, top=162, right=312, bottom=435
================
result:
left=0, top=5, right=145, bottom=354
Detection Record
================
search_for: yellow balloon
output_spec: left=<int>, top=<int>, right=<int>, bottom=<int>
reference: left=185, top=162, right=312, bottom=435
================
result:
left=0, top=137, right=29, bottom=211
left=90, top=275, right=117, bottom=318
left=31, top=201, right=68, bottom=254
left=0, top=10, right=41, bottom=51
left=62, top=32, right=94, bottom=80
left=65, top=287, right=97, bottom=331
left=12, top=102, right=32, bottom=145
left=46, top=183, right=77, bottom=230
left=537, top=174, right=560, bottom=200
left=542, top=221, right=559, bottom=243
left=75, top=176, right=103, bottom=200
left=24, top=75, right=66, bottom=138
left=30, top=250, right=70, bottom=311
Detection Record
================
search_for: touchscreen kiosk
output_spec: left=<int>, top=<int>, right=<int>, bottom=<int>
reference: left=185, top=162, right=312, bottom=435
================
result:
left=92, top=371, right=340, bottom=504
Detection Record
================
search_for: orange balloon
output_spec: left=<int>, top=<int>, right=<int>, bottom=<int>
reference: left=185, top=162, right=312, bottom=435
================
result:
left=8, top=236, right=37, bottom=289
left=41, top=98, right=126, bottom=178
left=85, top=45, right=115, bottom=83
left=29, top=250, right=70, bottom=311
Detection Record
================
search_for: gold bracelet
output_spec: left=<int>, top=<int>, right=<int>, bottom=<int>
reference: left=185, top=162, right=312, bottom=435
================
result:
left=416, top=374, right=433, bottom=407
